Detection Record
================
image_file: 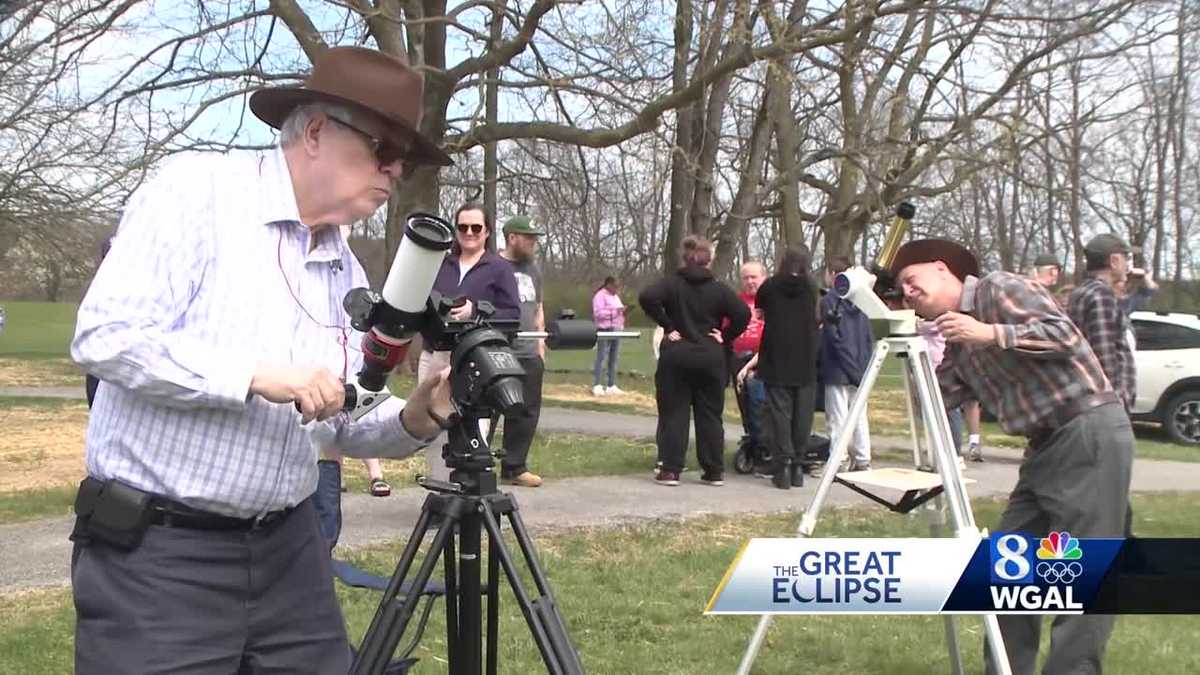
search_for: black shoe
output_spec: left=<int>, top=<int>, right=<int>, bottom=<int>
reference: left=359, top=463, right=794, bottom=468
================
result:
left=771, top=461, right=792, bottom=490
left=790, top=464, right=804, bottom=487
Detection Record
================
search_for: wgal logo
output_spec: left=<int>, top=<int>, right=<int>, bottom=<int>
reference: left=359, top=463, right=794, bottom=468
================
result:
left=988, top=532, right=1084, bottom=611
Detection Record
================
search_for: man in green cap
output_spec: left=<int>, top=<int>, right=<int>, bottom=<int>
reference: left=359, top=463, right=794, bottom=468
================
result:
left=1068, top=233, right=1135, bottom=411
left=1031, top=253, right=1062, bottom=289
left=498, top=215, right=548, bottom=487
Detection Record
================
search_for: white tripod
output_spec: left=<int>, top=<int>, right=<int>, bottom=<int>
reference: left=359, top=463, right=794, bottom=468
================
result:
left=733, top=289, right=1012, bottom=674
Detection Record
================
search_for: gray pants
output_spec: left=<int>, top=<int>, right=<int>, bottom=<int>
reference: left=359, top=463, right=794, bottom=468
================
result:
left=73, top=499, right=351, bottom=674
left=987, top=402, right=1133, bottom=675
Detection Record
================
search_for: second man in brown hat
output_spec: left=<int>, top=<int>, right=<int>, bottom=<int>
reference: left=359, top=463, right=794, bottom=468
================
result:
left=891, top=239, right=1132, bottom=675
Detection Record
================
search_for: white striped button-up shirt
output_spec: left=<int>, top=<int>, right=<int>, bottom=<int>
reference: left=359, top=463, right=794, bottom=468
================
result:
left=73, top=148, right=429, bottom=518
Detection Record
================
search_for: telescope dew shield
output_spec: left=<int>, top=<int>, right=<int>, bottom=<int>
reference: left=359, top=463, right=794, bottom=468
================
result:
left=875, top=202, right=915, bottom=270
left=545, top=319, right=598, bottom=350
left=383, top=212, right=454, bottom=312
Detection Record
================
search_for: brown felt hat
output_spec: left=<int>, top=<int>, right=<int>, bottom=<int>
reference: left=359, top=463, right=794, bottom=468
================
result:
left=889, top=239, right=980, bottom=282
left=249, top=46, right=452, bottom=167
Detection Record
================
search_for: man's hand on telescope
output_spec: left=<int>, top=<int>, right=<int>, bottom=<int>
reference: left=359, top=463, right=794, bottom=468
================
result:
left=934, top=312, right=997, bottom=346
left=449, top=298, right=474, bottom=320
left=400, top=367, right=456, bottom=439
left=250, top=365, right=345, bottom=423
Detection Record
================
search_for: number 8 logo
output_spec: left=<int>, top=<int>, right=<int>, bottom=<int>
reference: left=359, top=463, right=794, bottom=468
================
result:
left=993, top=534, right=1031, bottom=581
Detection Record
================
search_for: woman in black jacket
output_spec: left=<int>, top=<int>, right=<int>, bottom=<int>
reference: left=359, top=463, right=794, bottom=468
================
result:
left=640, top=236, right=750, bottom=486
left=738, top=245, right=819, bottom=489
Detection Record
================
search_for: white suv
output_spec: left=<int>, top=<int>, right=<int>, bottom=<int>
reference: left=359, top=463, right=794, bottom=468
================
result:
left=1130, top=311, right=1200, bottom=445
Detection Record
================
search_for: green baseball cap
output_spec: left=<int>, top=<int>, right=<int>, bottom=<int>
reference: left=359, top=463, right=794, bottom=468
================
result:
left=502, top=215, right=545, bottom=237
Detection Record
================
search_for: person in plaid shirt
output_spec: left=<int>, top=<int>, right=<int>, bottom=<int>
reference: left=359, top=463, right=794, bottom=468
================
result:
left=891, top=239, right=1132, bottom=675
left=1068, top=233, right=1136, bottom=411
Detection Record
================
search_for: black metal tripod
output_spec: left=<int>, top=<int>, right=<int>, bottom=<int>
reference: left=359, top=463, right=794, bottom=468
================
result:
left=350, top=408, right=585, bottom=675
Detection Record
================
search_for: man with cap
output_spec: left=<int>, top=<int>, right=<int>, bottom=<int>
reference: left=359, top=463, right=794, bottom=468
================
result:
left=498, top=215, right=547, bottom=487
left=891, top=239, right=1132, bottom=675
left=1068, top=233, right=1136, bottom=411
left=1031, top=252, right=1062, bottom=289
left=70, top=47, right=457, bottom=673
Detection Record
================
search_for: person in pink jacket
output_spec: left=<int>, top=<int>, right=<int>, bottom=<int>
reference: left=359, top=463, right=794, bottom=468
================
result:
left=592, top=276, right=626, bottom=395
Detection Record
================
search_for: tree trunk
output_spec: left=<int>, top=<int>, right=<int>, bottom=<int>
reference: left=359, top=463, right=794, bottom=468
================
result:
left=664, top=0, right=695, bottom=272
left=1067, top=63, right=1085, bottom=279
left=483, top=1, right=504, bottom=247
left=687, top=0, right=740, bottom=236
left=768, top=61, right=803, bottom=246
left=713, top=93, right=773, bottom=277
left=1171, top=0, right=1189, bottom=282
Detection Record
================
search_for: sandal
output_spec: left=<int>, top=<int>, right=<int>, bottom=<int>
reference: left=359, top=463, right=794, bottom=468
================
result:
left=367, top=478, right=391, bottom=497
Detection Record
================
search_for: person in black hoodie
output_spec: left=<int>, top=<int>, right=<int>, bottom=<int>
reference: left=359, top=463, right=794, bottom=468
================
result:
left=640, top=235, right=750, bottom=486
left=737, top=245, right=819, bottom=489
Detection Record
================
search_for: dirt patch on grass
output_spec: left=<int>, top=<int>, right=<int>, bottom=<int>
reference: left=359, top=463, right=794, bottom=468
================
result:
left=0, top=403, right=88, bottom=492
left=543, top=383, right=659, bottom=412
left=0, top=359, right=82, bottom=387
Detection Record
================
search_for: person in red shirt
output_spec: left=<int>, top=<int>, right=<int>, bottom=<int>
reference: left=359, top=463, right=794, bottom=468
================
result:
left=731, top=261, right=767, bottom=453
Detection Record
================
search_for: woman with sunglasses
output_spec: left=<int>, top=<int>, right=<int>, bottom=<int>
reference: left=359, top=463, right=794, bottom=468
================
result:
left=417, top=201, right=520, bottom=481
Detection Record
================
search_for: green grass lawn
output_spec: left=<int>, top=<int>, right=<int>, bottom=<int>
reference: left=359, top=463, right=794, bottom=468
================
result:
left=2, top=493, right=1198, bottom=674
left=0, top=302, right=77, bottom=359
left=340, top=433, right=660, bottom=495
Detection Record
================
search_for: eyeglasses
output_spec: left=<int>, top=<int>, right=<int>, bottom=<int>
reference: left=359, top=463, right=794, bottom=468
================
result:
left=457, top=223, right=485, bottom=235
left=327, top=116, right=411, bottom=169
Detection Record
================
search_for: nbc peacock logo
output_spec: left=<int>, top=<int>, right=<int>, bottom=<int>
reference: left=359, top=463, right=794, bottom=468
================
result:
left=1035, top=532, right=1083, bottom=584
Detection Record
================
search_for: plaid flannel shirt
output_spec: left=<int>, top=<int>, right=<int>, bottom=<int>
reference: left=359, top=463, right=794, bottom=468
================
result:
left=938, top=272, right=1112, bottom=436
left=1068, top=276, right=1137, bottom=410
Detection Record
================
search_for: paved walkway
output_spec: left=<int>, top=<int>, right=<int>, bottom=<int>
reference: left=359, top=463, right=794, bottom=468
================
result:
left=3, top=387, right=1199, bottom=593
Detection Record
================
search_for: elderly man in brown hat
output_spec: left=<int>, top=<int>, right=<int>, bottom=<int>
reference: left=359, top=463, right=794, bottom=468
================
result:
left=70, top=47, right=456, bottom=673
left=891, top=239, right=1132, bottom=675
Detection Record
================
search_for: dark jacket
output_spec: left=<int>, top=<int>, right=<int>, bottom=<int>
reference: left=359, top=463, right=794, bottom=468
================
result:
left=639, top=266, right=750, bottom=369
left=755, top=274, right=819, bottom=387
left=431, top=250, right=520, bottom=322
left=817, top=291, right=873, bottom=387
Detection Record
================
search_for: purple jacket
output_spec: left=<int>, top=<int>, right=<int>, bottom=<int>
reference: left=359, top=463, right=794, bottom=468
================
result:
left=432, top=251, right=520, bottom=322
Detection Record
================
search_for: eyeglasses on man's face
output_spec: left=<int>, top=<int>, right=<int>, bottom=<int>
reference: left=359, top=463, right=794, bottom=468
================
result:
left=327, top=116, right=411, bottom=170
left=457, top=223, right=485, bottom=235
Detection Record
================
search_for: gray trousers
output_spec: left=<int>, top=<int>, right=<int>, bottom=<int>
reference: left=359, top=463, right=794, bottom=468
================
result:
left=73, top=499, right=352, bottom=674
left=987, top=402, right=1133, bottom=675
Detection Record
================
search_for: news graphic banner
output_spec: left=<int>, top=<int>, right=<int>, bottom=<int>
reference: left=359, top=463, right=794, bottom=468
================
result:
left=706, top=533, right=1200, bottom=615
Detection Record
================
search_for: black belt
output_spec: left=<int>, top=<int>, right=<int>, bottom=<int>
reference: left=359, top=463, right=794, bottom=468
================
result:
left=150, top=499, right=297, bottom=532
left=1027, top=390, right=1120, bottom=450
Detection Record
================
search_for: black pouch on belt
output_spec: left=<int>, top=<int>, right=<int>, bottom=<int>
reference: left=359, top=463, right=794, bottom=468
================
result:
left=70, top=477, right=155, bottom=551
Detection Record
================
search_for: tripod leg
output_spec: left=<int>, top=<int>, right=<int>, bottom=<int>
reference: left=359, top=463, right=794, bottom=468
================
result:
left=486, top=534, right=500, bottom=675
left=906, top=346, right=1012, bottom=675
left=480, top=500, right=583, bottom=675
left=458, top=510, right=484, bottom=675
left=901, top=360, right=925, bottom=469
left=736, top=339, right=893, bottom=675
left=927, top=496, right=966, bottom=675
left=353, top=500, right=459, bottom=675
left=444, top=524, right=460, bottom=675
